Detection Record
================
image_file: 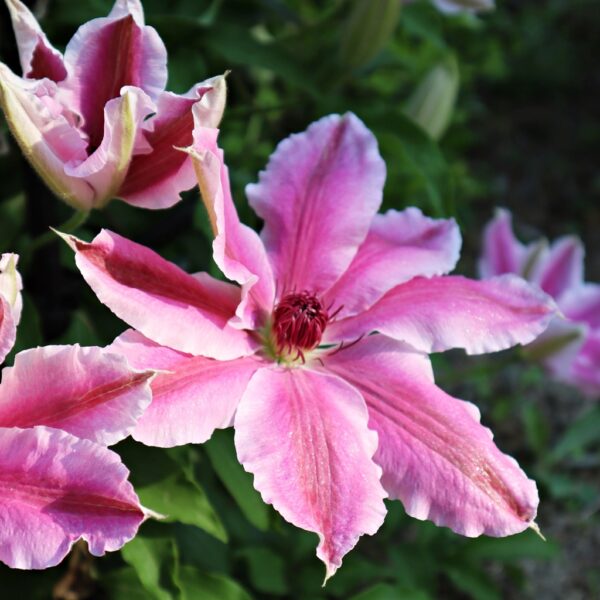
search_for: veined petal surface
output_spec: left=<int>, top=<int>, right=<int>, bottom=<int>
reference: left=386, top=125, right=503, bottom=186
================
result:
left=119, top=76, right=227, bottom=209
left=322, top=336, right=539, bottom=537
left=0, top=64, right=92, bottom=209
left=0, top=426, right=145, bottom=569
left=62, top=0, right=167, bottom=150
left=246, top=113, right=386, bottom=296
left=62, top=229, right=254, bottom=359
left=6, top=0, right=67, bottom=81
left=191, top=126, right=276, bottom=327
left=326, top=275, right=556, bottom=355
left=324, top=207, right=461, bottom=318
left=235, top=366, right=387, bottom=580
left=64, top=86, right=154, bottom=207
left=0, top=345, right=154, bottom=446
left=110, top=330, right=262, bottom=447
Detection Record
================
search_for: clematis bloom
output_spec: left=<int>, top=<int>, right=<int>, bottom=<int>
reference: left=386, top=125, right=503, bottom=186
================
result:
left=0, top=343, right=156, bottom=569
left=0, top=0, right=226, bottom=211
left=63, top=113, right=556, bottom=578
left=480, top=208, right=600, bottom=396
left=0, top=253, right=22, bottom=363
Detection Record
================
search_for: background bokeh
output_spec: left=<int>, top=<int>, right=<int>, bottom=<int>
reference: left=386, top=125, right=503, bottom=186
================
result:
left=1, top=0, right=599, bottom=598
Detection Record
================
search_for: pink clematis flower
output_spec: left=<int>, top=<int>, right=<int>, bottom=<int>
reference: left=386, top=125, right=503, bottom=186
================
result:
left=480, top=208, right=600, bottom=396
left=0, top=343, right=156, bottom=569
left=0, top=253, right=22, bottom=364
left=62, top=113, right=556, bottom=578
left=0, top=0, right=226, bottom=211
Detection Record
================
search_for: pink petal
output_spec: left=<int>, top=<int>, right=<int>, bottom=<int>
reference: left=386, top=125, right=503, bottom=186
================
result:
left=118, top=76, right=227, bottom=209
left=530, top=317, right=587, bottom=381
left=0, top=344, right=154, bottom=446
left=6, top=0, right=67, bottom=81
left=0, top=425, right=145, bottom=569
left=0, top=296, right=17, bottom=365
left=326, top=274, right=557, bottom=355
left=569, top=330, right=600, bottom=396
left=64, top=86, right=155, bottom=208
left=0, top=64, right=92, bottom=210
left=321, top=335, right=539, bottom=537
left=479, top=208, right=529, bottom=278
left=235, top=366, right=387, bottom=580
left=531, top=236, right=584, bottom=300
left=0, top=253, right=22, bottom=364
left=0, top=253, right=23, bottom=325
left=246, top=113, right=386, bottom=296
left=560, top=283, right=600, bottom=329
left=109, top=330, right=262, bottom=447
left=189, top=126, right=276, bottom=328
left=61, top=229, right=255, bottom=360
left=324, top=207, right=461, bottom=318
left=62, top=1, right=167, bottom=151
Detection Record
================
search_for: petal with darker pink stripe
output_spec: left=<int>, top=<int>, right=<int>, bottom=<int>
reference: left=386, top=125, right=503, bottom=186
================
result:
left=322, top=336, right=539, bottom=537
left=0, top=426, right=146, bottom=569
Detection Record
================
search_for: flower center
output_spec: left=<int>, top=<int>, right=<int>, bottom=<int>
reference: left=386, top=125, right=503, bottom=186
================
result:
left=272, top=291, right=329, bottom=360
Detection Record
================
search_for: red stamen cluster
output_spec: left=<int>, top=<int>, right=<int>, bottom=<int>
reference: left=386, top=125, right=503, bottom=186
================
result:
left=272, top=291, right=329, bottom=360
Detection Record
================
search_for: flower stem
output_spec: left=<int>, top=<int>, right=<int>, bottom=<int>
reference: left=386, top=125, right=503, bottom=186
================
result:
left=29, top=210, right=89, bottom=254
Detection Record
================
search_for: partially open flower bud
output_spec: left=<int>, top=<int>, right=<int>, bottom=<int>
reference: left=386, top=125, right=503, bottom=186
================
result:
left=340, top=0, right=402, bottom=69
left=404, top=56, right=459, bottom=140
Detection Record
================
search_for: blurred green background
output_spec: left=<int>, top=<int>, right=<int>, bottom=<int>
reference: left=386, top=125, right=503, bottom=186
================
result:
left=1, top=0, right=599, bottom=598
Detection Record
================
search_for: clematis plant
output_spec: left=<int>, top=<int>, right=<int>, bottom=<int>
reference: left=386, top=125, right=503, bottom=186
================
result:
left=0, top=253, right=22, bottom=363
left=480, top=208, right=600, bottom=396
left=0, top=343, right=156, bottom=569
left=62, top=113, right=556, bottom=579
left=0, top=0, right=226, bottom=212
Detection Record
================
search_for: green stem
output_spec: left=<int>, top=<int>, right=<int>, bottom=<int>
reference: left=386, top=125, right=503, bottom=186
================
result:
left=29, top=210, right=89, bottom=254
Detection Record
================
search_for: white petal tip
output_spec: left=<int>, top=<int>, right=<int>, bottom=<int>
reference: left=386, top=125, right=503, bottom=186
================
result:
left=529, top=521, right=546, bottom=541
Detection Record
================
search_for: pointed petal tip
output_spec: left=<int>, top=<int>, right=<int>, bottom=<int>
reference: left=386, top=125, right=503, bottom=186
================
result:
left=51, top=228, right=78, bottom=250
left=142, top=506, right=167, bottom=521
left=529, top=521, right=546, bottom=541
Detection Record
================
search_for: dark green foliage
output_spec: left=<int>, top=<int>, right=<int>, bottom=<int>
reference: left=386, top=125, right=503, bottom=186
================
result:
left=0, top=0, right=598, bottom=598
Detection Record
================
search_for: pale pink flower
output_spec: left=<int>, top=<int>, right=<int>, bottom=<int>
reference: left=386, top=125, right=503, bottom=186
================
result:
left=63, top=114, right=556, bottom=578
left=0, top=0, right=226, bottom=211
left=480, top=208, right=600, bottom=396
left=0, top=343, right=156, bottom=569
left=0, top=253, right=22, bottom=363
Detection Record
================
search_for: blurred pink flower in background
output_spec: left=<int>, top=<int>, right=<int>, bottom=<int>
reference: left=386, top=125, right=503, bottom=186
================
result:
left=480, top=208, right=600, bottom=397
left=0, top=253, right=22, bottom=363
left=63, top=113, right=555, bottom=578
left=0, top=0, right=226, bottom=211
left=0, top=344, right=156, bottom=569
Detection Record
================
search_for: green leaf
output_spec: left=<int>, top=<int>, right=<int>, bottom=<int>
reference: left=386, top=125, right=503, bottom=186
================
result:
left=521, top=402, right=550, bottom=455
left=177, top=565, right=252, bottom=600
left=367, top=111, right=452, bottom=217
left=350, top=583, right=431, bottom=600
left=238, top=546, right=288, bottom=595
left=462, top=529, right=560, bottom=562
left=102, top=567, right=155, bottom=600
left=120, top=442, right=227, bottom=542
left=444, top=565, right=501, bottom=600
left=205, top=429, right=270, bottom=531
left=549, top=405, right=600, bottom=462
left=57, top=309, right=100, bottom=346
left=121, top=530, right=180, bottom=600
